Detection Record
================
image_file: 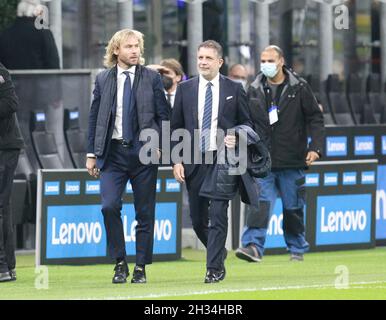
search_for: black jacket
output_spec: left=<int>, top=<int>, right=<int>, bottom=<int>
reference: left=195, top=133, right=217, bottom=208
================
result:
left=0, top=17, right=60, bottom=69
left=248, top=67, right=325, bottom=169
left=199, top=125, right=270, bottom=208
left=87, top=65, right=170, bottom=168
left=0, top=63, right=24, bottom=150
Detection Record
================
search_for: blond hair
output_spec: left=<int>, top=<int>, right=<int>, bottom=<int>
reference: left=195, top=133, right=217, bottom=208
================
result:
left=103, top=29, right=145, bottom=68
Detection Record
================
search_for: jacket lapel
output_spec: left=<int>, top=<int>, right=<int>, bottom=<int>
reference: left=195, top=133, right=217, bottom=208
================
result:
left=190, top=77, right=199, bottom=129
left=218, top=75, right=227, bottom=123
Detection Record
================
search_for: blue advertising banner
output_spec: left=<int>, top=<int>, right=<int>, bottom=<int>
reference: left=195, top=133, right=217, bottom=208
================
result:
left=316, top=194, right=372, bottom=245
left=376, top=165, right=386, bottom=240
left=326, top=136, right=347, bottom=157
left=45, top=203, right=177, bottom=259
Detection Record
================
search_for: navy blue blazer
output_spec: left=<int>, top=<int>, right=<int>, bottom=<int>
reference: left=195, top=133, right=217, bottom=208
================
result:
left=88, top=65, right=170, bottom=169
left=171, top=74, right=252, bottom=178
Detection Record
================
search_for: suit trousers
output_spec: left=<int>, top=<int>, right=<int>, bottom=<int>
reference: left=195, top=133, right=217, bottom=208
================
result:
left=0, top=149, right=19, bottom=273
left=185, top=162, right=229, bottom=271
left=100, top=140, right=158, bottom=265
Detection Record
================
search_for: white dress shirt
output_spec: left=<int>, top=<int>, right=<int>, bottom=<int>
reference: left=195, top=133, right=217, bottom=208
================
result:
left=112, top=64, right=136, bottom=140
left=198, top=73, right=220, bottom=151
left=165, top=88, right=177, bottom=108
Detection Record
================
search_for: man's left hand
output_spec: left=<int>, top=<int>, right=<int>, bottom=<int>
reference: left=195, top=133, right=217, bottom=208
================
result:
left=224, top=135, right=237, bottom=149
left=306, top=151, right=320, bottom=166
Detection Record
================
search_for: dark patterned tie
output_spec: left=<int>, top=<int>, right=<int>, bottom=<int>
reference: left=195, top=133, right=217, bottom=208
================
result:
left=122, top=71, right=132, bottom=143
left=200, top=82, right=213, bottom=152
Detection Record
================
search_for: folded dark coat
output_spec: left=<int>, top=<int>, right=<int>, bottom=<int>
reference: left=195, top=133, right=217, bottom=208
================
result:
left=199, top=125, right=271, bottom=208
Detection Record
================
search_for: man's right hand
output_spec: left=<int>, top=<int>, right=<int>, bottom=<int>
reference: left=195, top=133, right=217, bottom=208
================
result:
left=86, top=158, right=99, bottom=178
left=173, top=163, right=185, bottom=183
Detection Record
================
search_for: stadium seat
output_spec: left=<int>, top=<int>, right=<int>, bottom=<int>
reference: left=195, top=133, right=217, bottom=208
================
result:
left=347, top=74, right=367, bottom=125
left=30, top=111, right=65, bottom=169
left=306, top=75, right=335, bottom=125
left=64, top=108, right=87, bottom=168
left=326, top=74, right=356, bottom=125
left=366, top=74, right=386, bottom=124
left=14, top=149, right=37, bottom=224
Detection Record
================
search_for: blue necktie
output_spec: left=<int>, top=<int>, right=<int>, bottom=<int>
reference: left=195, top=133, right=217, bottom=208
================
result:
left=200, top=82, right=213, bottom=152
left=122, top=71, right=132, bottom=143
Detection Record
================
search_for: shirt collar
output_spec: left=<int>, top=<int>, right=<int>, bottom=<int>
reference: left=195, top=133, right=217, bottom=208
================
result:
left=117, top=64, right=136, bottom=76
left=199, top=73, right=220, bottom=87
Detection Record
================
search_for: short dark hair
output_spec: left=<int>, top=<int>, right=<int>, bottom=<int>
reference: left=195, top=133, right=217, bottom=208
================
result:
left=160, top=58, right=184, bottom=77
left=263, top=45, right=284, bottom=59
left=198, top=40, right=223, bottom=58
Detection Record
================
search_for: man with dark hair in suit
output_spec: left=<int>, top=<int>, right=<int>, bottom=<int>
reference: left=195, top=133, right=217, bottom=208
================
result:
left=0, top=62, right=24, bottom=282
left=171, top=40, right=252, bottom=283
left=86, top=29, right=169, bottom=284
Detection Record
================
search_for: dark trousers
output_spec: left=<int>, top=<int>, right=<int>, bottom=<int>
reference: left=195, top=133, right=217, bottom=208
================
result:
left=0, top=149, right=19, bottom=273
left=186, top=164, right=229, bottom=271
left=100, top=141, right=158, bottom=265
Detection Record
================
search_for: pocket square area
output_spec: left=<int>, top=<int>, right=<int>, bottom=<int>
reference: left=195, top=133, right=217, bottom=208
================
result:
left=226, top=96, right=233, bottom=100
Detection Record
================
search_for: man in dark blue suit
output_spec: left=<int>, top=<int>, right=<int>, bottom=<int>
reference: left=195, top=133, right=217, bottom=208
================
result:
left=87, top=29, right=169, bottom=284
left=171, top=40, right=252, bottom=283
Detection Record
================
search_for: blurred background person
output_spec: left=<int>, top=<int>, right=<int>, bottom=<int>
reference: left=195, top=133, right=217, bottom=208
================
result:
left=228, top=63, right=249, bottom=91
left=147, top=58, right=184, bottom=110
left=0, top=0, right=59, bottom=70
left=0, top=62, right=24, bottom=282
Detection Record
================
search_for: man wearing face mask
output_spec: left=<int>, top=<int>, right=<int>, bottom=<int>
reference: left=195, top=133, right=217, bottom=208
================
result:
left=235, top=45, right=325, bottom=263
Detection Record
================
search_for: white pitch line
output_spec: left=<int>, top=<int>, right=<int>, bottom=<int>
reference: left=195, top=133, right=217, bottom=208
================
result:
left=78, top=280, right=386, bottom=300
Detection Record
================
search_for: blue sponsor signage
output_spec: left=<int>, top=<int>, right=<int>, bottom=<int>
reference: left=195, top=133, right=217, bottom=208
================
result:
left=69, top=111, right=79, bottom=120
left=354, top=136, right=375, bottom=156
left=382, top=136, right=386, bottom=155
left=306, top=174, right=320, bottom=187
left=361, top=171, right=375, bottom=185
left=166, top=179, right=181, bottom=192
left=376, top=165, right=386, bottom=240
left=85, top=181, right=100, bottom=194
left=343, top=172, right=357, bottom=185
left=46, top=202, right=178, bottom=259
left=324, top=173, right=338, bottom=186
left=46, top=205, right=107, bottom=258
left=316, top=194, right=372, bottom=245
left=126, top=180, right=161, bottom=193
left=36, top=112, right=46, bottom=122
left=326, top=136, right=347, bottom=157
left=65, top=181, right=80, bottom=195
left=44, top=181, right=60, bottom=196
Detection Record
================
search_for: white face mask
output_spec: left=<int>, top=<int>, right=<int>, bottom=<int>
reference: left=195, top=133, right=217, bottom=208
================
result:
left=260, top=62, right=279, bottom=78
left=233, top=79, right=248, bottom=90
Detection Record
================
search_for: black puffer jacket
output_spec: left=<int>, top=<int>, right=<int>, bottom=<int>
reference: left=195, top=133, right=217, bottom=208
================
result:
left=0, top=63, right=24, bottom=150
left=199, top=125, right=270, bottom=207
left=248, top=67, right=325, bottom=169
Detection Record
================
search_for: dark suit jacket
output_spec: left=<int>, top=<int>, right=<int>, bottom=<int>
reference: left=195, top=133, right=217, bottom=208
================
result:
left=87, top=64, right=170, bottom=169
left=0, top=17, right=59, bottom=69
left=171, top=74, right=252, bottom=178
left=0, top=63, right=24, bottom=150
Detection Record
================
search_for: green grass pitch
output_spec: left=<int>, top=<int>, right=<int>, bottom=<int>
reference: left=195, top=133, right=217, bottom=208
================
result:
left=1, top=248, right=386, bottom=300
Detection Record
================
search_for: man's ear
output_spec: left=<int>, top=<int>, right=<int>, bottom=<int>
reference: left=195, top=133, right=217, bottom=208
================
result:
left=176, top=75, right=182, bottom=83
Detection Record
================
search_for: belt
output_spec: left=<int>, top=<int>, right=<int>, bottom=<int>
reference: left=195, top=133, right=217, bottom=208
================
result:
left=112, top=139, right=133, bottom=148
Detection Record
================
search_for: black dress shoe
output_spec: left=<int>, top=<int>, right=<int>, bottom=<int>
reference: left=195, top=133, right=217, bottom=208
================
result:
left=218, top=267, right=226, bottom=281
left=204, top=270, right=222, bottom=284
left=131, top=265, right=146, bottom=284
left=112, top=261, right=129, bottom=284
left=0, top=271, right=12, bottom=282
